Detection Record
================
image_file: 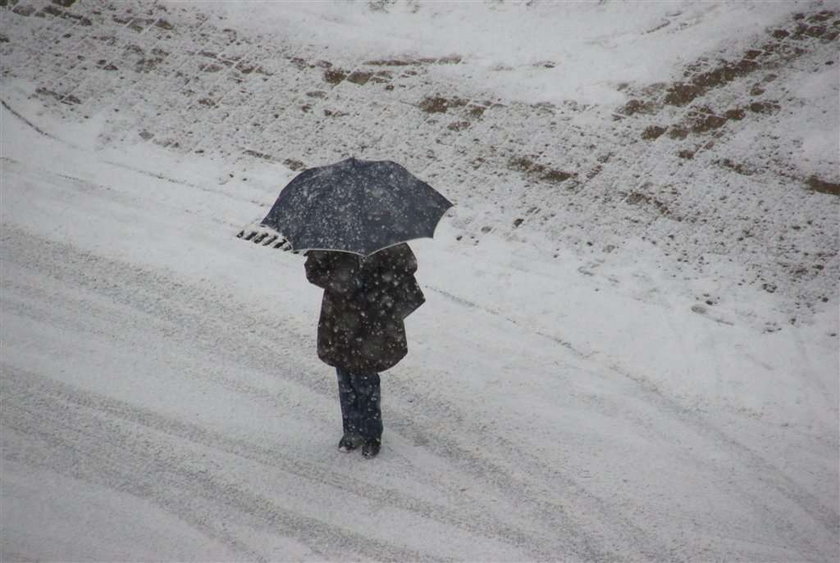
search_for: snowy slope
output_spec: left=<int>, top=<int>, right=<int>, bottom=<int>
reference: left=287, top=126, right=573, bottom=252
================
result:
left=2, top=0, right=837, bottom=329
left=1, top=1, right=838, bottom=561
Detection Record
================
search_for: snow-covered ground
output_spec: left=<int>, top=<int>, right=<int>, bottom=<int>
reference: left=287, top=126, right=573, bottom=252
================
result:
left=1, top=1, right=838, bottom=561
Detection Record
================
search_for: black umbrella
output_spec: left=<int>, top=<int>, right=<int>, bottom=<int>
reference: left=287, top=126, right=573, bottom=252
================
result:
left=250, top=158, right=452, bottom=256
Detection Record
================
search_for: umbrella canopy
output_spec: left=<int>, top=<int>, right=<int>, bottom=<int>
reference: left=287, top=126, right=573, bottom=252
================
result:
left=260, top=158, right=452, bottom=255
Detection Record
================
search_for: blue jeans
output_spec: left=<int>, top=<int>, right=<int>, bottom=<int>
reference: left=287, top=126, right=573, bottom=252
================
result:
left=336, top=368, right=382, bottom=440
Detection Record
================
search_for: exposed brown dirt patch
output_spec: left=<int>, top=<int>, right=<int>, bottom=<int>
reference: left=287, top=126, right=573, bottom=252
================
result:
left=283, top=159, right=306, bottom=171
left=346, top=71, right=373, bottom=85
left=508, top=156, right=575, bottom=185
left=12, top=4, right=36, bottom=16
left=717, top=158, right=758, bottom=176
left=243, top=149, right=276, bottom=161
left=289, top=57, right=310, bottom=71
left=665, top=58, right=760, bottom=106
left=658, top=14, right=834, bottom=108
left=808, top=10, right=835, bottom=22
left=791, top=21, right=837, bottom=41
left=724, top=108, right=746, bottom=120
left=323, top=68, right=348, bottom=85
left=35, top=87, right=80, bottom=105
left=687, top=110, right=728, bottom=133
left=419, top=96, right=467, bottom=114
left=667, top=126, right=689, bottom=140
left=343, top=70, right=392, bottom=85
left=39, top=3, right=91, bottom=25
left=748, top=101, right=781, bottom=114
left=624, top=191, right=671, bottom=216
left=447, top=121, right=471, bottom=131
left=365, top=55, right=462, bottom=66
left=364, top=58, right=415, bottom=67
left=136, top=48, right=168, bottom=73
left=807, top=176, right=840, bottom=196
left=663, top=83, right=704, bottom=107
left=641, top=125, right=667, bottom=140
left=621, top=98, right=658, bottom=116
left=542, top=169, right=575, bottom=184
left=646, top=94, right=776, bottom=141
left=369, top=71, right=392, bottom=83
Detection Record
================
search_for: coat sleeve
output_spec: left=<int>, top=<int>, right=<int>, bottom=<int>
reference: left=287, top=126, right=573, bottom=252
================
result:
left=363, top=244, right=425, bottom=319
left=389, top=245, right=425, bottom=319
left=305, top=251, right=361, bottom=295
left=394, top=274, right=425, bottom=320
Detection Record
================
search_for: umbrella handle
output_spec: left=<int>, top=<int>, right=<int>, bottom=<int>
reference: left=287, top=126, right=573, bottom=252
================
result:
left=236, top=221, right=294, bottom=251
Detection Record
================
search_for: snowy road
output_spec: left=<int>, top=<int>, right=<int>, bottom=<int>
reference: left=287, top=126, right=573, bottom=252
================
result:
left=2, top=1, right=838, bottom=561
left=1, top=104, right=837, bottom=560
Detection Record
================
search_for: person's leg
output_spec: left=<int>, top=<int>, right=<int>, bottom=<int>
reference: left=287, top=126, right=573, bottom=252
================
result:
left=336, top=367, right=362, bottom=451
left=350, top=371, right=382, bottom=457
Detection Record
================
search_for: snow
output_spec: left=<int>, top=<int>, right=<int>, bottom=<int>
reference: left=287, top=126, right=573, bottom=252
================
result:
left=198, top=0, right=795, bottom=105
left=1, top=1, right=838, bottom=561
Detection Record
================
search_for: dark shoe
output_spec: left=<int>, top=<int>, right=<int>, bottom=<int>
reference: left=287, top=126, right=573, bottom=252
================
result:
left=338, top=434, right=362, bottom=452
left=361, top=438, right=381, bottom=459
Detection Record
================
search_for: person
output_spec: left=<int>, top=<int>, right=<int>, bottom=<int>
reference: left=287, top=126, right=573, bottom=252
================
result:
left=304, top=243, right=425, bottom=458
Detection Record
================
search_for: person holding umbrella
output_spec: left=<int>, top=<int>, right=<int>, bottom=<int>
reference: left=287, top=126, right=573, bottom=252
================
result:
left=243, top=158, right=451, bottom=458
left=304, top=243, right=425, bottom=457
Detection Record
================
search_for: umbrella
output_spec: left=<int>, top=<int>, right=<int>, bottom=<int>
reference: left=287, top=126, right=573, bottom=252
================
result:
left=241, top=157, right=452, bottom=256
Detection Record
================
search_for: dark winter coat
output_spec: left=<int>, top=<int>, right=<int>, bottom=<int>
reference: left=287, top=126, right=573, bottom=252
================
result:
left=305, top=243, right=425, bottom=373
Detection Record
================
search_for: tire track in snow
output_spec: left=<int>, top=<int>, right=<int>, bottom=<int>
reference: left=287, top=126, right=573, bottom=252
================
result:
left=2, top=132, right=835, bottom=560
left=602, top=361, right=839, bottom=557
left=385, top=377, right=666, bottom=561
left=3, top=147, right=836, bottom=559
left=0, top=99, right=55, bottom=139
left=0, top=362, right=550, bottom=560
left=0, top=222, right=656, bottom=560
left=1, top=180, right=834, bottom=560
left=619, top=272, right=840, bottom=553
left=386, top=289, right=667, bottom=560
left=422, top=281, right=839, bottom=560
left=0, top=366, right=435, bottom=563
left=0, top=225, right=580, bottom=560
left=1, top=158, right=567, bottom=556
